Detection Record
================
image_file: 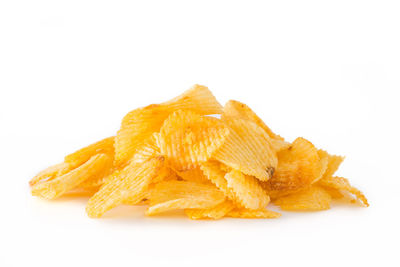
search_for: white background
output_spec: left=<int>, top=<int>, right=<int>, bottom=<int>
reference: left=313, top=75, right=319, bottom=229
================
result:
left=1, top=1, right=399, bottom=266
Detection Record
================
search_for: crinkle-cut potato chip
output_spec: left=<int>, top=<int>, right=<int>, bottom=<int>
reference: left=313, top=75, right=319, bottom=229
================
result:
left=227, top=208, right=281, bottom=219
left=146, top=198, right=222, bottom=216
left=317, top=149, right=345, bottom=179
left=159, top=110, right=229, bottom=171
left=65, top=136, right=115, bottom=168
left=274, top=186, right=332, bottom=211
left=130, top=133, right=161, bottom=164
left=264, top=137, right=327, bottom=198
left=31, top=153, right=112, bottom=200
left=317, top=176, right=369, bottom=206
left=212, top=117, right=277, bottom=181
left=176, top=167, right=210, bottom=184
left=86, top=156, right=165, bottom=218
left=29, top=162, right=71, bottom=187
left=223, top=100, right=284, bottom=141
left=185, top=200, right=236, bottom=220
left=115, top=85, right=222, bottom=165
left=225, top=169, right=270, bottom=210
left=200, top=161, right=236, bottom=201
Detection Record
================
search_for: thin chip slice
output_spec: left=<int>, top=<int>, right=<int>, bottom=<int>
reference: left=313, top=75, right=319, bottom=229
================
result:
left=31, top=153, right=112, bottom=199
left=227, top=208, right=281, bottom=219
left=200, top=161, right=236, bottom=200
left=212, top=118, right=277, bottom=181
left=264, top=137, right=327, bottom=197
left=86, top=156, right=165, bottom=218
left=274, top=186, right=332, bottom=211
left=159, top=110, right=229, bottom=171
left=65, top=136, right=115, bottom=168
left=317, top=176, right=369, bottom=206
left=225, top=169, right=270, bottom=210
left=29, top=162, right=71, bottom=187
left=146, top=180, right=225, bottom=215
left=115, top=85, right=222, bottom=165
left=223, top=100, right=284, bottom=141
left=185, top=200, right=236, bottom=220
left=130, top=133, right=161, bottom=164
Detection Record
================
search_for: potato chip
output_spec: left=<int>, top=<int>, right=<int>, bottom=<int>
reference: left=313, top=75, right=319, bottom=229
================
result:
left=159, top=110, right=229, bottom=171
left=176, top=167, right=210, bottom=184
left=185, top=200, right=236, bottom=220
left=65, top=136, right=115, bottom=168
left=200, top=161, right=236, bottom=200
left=227, top=208, right=281, bottom=219
left=115, top=85, right=222, bottom=165
left=223, top=100, right=284, bottom=141
left=318, top=176, right=369, bottom=206
left=212, top=118, right=277, bottom=181
left=146, top=180, right=225, bottom=215
left=130, top=133, right=161, bottom=164
left=225, top=169, right=270, bottom=210
left=274, top=186, right=332, bottom=211
left=29, top=162, right=71, bottom=187
left=264, top=137, right=327, bottom=197
left=31, top=153, right=112, bottom=199
left=86, top=156, right=165, bottom=218
left=318, top=149, right=345, bottom=179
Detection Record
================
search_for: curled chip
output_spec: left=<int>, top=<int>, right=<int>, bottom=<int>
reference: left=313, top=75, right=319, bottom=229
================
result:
left=213, top=117, right=277, bottom=181
left=159, top=110, right=229, bottom=171
left=115, top=85, right=222, bottom=165
left=30, top=84, right=368, bottom=220
left=31, top=153, right=112, bottom=199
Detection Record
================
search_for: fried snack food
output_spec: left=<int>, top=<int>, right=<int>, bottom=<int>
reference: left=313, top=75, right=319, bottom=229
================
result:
left=30, top=84, right=368, bottom=220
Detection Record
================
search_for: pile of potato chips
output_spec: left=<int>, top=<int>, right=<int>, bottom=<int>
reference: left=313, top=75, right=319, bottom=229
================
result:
left=30, top=85, right=368, bottom=219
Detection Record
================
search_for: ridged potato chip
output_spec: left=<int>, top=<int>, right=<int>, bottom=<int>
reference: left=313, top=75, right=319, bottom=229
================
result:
left=29, top=162, right=71, bottom=187
left=86, top=156, right=165, bottom=218
left=115, top=85, right=222, bottom=165
left=159, top=110, right=229, bottom=171
left=227, top=208, right=281, bottom=219
left=31, top=153, right=112, bottom=199
left=225, top=169, right=270, bottom=210
left=185, top=200, right=236, bottom=220
left=317, top=149, right=345, bottom=179
left=200, top=161, right=236, bottom=200
left=65, top=136, right=115, bottom=168
left=223, top=100, right=284, bottom=141
left=274, top=186, right=332, bottom=211
left=318, top=176, right=369, bottom=206
left=146, top=180, right=225, bottom=215
left=213, top=117, right=277, bottom=181
left=264, top=137, right=328, bottom=198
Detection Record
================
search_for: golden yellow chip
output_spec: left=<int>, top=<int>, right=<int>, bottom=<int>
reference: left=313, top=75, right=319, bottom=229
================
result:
left=200, top=161, right=236, bottom=200
left=223, top=100, right=284, bottom=141
left=227, top=208, right=281, bottom=219
left=264, top=137, right=327, bottom=197
left=225, top=169, right=270, bottom=210
left=185, top=200, right=236, bottom=220
left=86, top=156, right=165, bottom=218
left=274, top=185, right=332, bottom=211
left=212, top=117, right=277, bottom=181
left=31, top=153, right=112, bottom=199
left=176, top=167, right=210, bottom=184
left=29, top=162, right=71, bottom=187
left=130, top=133, right=161, bottom=164
left=115, top=85, right=222, bottom=165
left=65, top=136, right=115, bottom=168
left=159, top=110, right=229, bottom=171
left=317, top=149, right=345, bottom=179
left=146, top=180, right=225, bottom=215
left=317, top=176, right=369, bottom=206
